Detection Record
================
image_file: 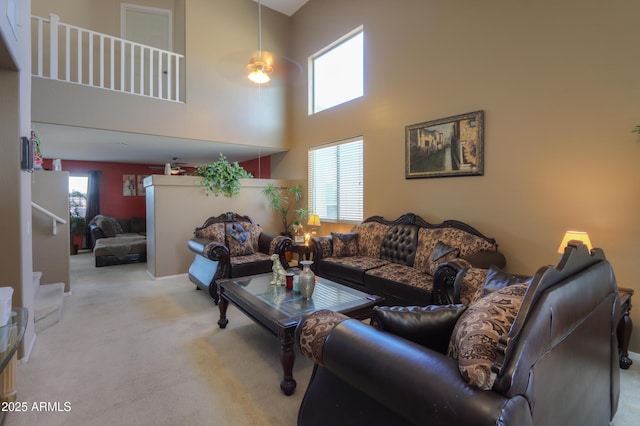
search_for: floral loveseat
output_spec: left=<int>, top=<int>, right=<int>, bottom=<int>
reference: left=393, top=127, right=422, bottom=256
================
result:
left=311, top=213, right=506, bottom=306
left=187, top=212, right=292, bottom=303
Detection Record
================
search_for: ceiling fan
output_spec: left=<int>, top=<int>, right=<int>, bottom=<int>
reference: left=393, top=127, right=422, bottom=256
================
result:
left=149, top=157, right=187, bottom=175
left=216, top=0, right=302, bottom=86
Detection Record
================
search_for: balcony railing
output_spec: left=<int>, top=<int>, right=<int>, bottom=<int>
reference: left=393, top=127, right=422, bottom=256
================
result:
left=32, top=14, right=184, bottom=103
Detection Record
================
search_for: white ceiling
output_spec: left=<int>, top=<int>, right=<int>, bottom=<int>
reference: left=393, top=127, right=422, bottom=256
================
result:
left=33, top=123, right=286, bottom=167
left=255, top=0, right=309, bottom=16
left=36, top=0, right=309, bottom=168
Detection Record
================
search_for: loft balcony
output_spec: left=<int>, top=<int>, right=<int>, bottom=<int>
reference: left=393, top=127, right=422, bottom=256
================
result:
left=32, top=14, right=185, bottom=103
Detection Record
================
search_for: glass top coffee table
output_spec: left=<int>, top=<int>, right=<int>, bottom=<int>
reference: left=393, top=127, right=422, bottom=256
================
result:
left=217, top=273, right=383, bottom=396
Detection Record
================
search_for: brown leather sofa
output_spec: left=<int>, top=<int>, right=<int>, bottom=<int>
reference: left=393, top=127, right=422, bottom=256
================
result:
left=295, top=242, right=619, bottom=426
left=187, top=212, right=292, bottom=303
left=311, top=213, right=505, bottom=306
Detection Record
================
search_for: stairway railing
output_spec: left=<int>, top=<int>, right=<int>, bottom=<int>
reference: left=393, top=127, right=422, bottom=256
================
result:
left=32, top=14, right=184, bottom=102
left=31, top=202, right=67, bottom=236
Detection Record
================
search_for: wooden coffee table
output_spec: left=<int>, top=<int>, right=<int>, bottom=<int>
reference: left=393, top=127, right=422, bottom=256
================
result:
left=216, top=273, right=383, bottom=395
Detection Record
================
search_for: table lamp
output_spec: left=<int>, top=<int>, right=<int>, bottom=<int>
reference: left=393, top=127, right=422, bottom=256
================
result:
left=307, top=214, right=321, bottom=237
left=557, top=230, right=593, bottom=254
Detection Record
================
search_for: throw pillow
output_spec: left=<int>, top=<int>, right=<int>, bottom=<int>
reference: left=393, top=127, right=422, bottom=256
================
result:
left=226, top=223, right=255, bottom=256
left=196, top=223, right=225, bottom=242
left=448, top=283, right=528, bottom=390
left=372, top=304, right=467, bottom=354
left=96, top=216, right=117, bottom=237
left=332, top=232, right=359, bottom=257
left=428, top=241, right=460, bottom=275
left=482, top=265, right=531, bottom=297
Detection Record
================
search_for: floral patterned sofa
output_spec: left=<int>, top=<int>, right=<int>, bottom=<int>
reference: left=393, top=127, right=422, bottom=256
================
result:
left=187, top=212, right=292, bottom=303
left=311, top=213, right=505, bottom=306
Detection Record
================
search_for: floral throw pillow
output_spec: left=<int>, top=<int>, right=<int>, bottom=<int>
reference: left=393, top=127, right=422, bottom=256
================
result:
left=226, top=223, right=255, bottom=256
left=428, top=241, right=460, bottom=275
left=448, top=283, right=528, bottom=390
left=332, top=232, right=359, bottom=257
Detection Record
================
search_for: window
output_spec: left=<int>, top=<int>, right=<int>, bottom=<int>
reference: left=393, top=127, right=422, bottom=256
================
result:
left=309, top=27, right=363, bottom=114
left=69, top=175, right=88, bottom=218
left=308, top=137, right=363, bottom=223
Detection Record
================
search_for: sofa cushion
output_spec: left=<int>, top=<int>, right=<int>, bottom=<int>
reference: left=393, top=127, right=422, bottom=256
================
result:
left=332, top=232, right=359, bottom=257
left=196, top=222, right=225, bottom=242
left=96, top=216, right=120, bottom=237
left=319, top=257, right=389, bottom=285
left=226, top=223, right=255, bottom=256
left=415, top=228, right=498, bottom=267
left=365, top=263, right=433, bottom=292
left=379, top=224, right=418, bottom=266
left=130, top=217, right=146, bottom=234
left=351, top=221, right=390, bottom=258
left=482, top=266, right=531, bottom=298
left=448, top=283, right=528, bottom=390
left=427, top=241, right=460, bottom=275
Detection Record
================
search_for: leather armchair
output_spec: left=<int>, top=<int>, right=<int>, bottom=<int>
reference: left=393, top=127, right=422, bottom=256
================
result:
left=187, top=212, right=292, bottom=303
left=295, top=242, right=619, bottom=426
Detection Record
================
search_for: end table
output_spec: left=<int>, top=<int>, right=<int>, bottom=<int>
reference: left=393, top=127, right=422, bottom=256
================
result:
left=290, top=244, right=312, bottom=262
left=617, top=288, right=634, bottom=369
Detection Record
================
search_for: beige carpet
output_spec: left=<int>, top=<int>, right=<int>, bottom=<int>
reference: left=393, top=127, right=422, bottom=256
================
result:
left=7, top=253, right=640, bottom=425
left=8, top=253, right=311, bottom=426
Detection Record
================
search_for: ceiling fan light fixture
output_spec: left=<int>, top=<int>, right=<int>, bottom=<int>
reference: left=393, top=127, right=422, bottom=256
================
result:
left=247, top=58, right=273, bottom=84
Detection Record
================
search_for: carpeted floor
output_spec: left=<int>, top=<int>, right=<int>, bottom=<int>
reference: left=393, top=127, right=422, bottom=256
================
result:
left=8, top=253, right=311, bottom=426
left=6, top=253, right=640, bottom=425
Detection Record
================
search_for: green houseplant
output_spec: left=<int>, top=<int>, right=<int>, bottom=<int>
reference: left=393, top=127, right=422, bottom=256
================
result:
left=262, top=183, right=309, bottom=235
left=69, top=191, right=87, bottom=254
left=633, top=125, right=640, bottom=134
left=196, top=153, right=253, bottom=197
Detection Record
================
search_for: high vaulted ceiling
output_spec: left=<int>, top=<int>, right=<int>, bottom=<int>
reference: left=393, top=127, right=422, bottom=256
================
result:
left=34, top=0, right=310, bottom=167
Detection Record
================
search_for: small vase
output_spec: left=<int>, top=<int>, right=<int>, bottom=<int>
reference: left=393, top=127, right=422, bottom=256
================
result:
left=299, top=260, right=316, bottom=299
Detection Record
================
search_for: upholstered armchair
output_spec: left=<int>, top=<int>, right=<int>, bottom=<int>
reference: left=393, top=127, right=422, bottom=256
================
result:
left=187, top=212, right=292, bottom=303
left=295, top=242, right=619, bottom=426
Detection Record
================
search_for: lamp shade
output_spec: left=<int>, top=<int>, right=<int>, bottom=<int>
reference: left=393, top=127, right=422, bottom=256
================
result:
left=307, top=214, right=321, bottom=227
left=557, top=231, right=593, bottom=254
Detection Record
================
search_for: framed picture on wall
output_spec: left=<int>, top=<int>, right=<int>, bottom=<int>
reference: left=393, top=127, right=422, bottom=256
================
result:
left=123, top=174, right=136, bottom=196
left=137, top=175, right=148, bottom=196
left=405, top=110, right=484, bottom=179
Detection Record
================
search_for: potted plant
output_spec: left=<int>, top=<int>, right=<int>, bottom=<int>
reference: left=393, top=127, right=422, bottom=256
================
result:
left=196, top=153, right=253, bottom=197
left=69, top=191, right=87, bottom=254
left=633, top=125, right=640, bottom=134
left=262, top=183, right=309, bottom=236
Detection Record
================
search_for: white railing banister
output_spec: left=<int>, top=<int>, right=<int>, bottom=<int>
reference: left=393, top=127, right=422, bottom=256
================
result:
left=31, top=202, right=68, bottom=236
left=49, top=13, right=59, bottom=79
left=32, top=14, right=184, bottom=102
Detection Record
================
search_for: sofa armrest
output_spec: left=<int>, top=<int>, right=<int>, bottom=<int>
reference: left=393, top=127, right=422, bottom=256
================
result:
left=187, top=237, right=230, bottom=261
left=370, top=304, right=467, bottom=354
left=258, top=233, right=293, bottom=269
left=311, top=235, right=333, bottom=262
left=89, top=224, right=106, bottom=241
left=306, top=318, right=530, bottom=426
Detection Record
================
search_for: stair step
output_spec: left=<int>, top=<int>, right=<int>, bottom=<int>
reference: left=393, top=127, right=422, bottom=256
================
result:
left=33, top=271, right=43, bottom=289
left=35, top=282, right=65, bottom=333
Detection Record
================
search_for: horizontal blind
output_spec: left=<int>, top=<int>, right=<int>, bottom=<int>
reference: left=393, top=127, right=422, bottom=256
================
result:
left=309, top=137, right=363, bottom=222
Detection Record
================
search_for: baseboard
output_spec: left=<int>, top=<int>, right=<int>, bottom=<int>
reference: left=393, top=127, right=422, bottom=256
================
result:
left=20, top=333, right=37, bottom=364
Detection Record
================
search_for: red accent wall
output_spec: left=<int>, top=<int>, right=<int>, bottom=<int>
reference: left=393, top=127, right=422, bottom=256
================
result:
left=40, top=156, right=270, bottom=220
left=41, top=159, right=163, bottom=219
left=239, top=156, right=270, bottom=179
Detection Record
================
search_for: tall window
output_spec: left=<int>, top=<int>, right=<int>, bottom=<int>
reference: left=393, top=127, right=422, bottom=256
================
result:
left=69, top=175, right=88, bottom=218
left=308, top=137, right=363, bottom=223
left=309, top=27, right=364, bottom=114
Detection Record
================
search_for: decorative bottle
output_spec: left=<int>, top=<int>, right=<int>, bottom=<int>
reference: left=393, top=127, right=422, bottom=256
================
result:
left=299, top=260, right=316, bottom=299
